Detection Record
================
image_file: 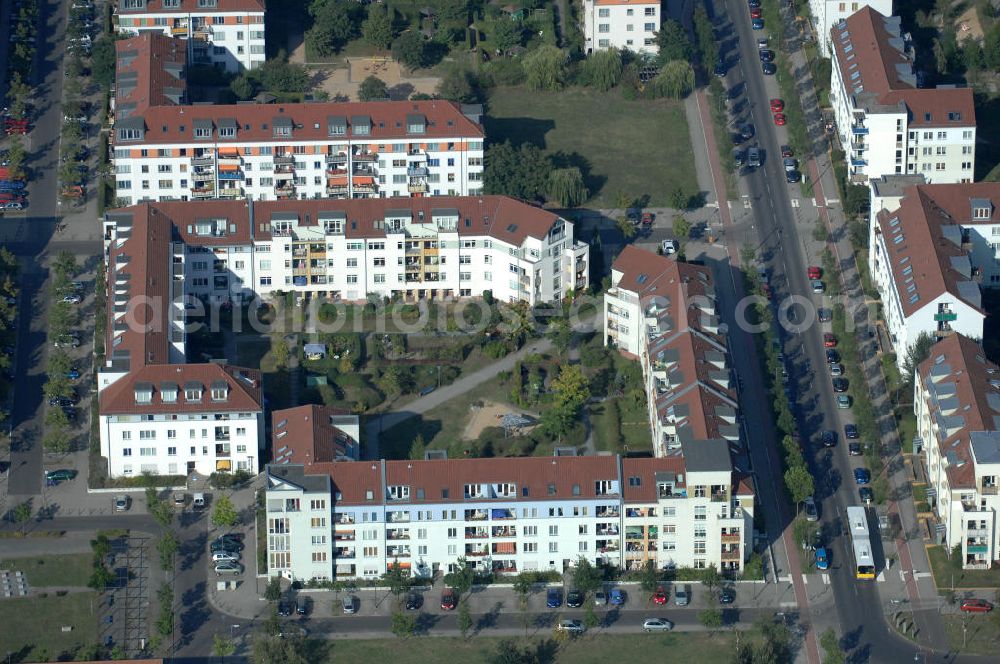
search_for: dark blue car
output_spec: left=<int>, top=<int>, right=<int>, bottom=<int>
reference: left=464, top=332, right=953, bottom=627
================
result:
left=546, top=587, right=562, bottom=608
left=854, top=467, right=871, bottom=485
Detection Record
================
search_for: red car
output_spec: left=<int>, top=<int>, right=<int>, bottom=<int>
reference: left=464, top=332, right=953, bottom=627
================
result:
left=4, top=123, right=28, bottom=136
left=823, top=333, right=838, bottom=348
left=440, top=588, right=457, bottom=610
left=652, top=586, right=668, bottom=605
left=960, top=599, right=994, bottom=613
left=750, top=7, right=762, bottom=18
left=773, top=113, right=786, bottom=126
left=808, top=266, right=821, bottom=279
left=641, top=212, right=654, bottom=225
left=770, top=98, right=784, bottom=113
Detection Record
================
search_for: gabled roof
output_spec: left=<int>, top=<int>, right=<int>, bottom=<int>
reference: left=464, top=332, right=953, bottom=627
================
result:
left=115, top=0, right=265, bottom=14
left=876, top=183, right=988, bottom=317
left=99, top=363, right=262, bottom=415
left=917, top=334, right=1000, bottom=489
left=271, top=405, right=359, bottom=465
left=115, top=32, right=186, bottom=117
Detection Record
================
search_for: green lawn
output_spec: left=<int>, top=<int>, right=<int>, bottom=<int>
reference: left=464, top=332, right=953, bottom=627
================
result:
left=0, top=592, right=99, bottom=662
left=1, top=553, right=92, bottom=587
left=485, top=86, right=698, bottom=207
left=942, top=614, right=1000, bottom=655
left=927, top=545, right=1000, bottom=589
left=321, top=632, right=737, bottom=663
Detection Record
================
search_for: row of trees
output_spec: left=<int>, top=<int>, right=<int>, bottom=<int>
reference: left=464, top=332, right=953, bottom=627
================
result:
left=43, top=252, right=82, bottom=454
left=5, top=0, right=40, bottom=121
left=0, top=248, right=20, bottom=422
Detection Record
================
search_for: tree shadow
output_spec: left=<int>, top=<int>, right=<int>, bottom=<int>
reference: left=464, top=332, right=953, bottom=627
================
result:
left=475, top=601, right=503, bottom=632
left=414, top=611, right=440, bottom=634
left=389, top=83, right=415, bottom=100
left=481, top=116, right=556, bottom=150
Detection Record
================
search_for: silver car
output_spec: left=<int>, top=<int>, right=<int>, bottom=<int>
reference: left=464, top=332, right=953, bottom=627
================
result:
left=594, top=590, right=607, bottom=606
left=215, top=561, right=244, bottom=575
left=674, top=587, right=690, bottom=606
left=643, top=617, right=674, bottom=632
left=556, top=619, right=585, bottom=634
left=342, top=595, right=357, bottom=614
left=212, top=551, right=240, bottom=563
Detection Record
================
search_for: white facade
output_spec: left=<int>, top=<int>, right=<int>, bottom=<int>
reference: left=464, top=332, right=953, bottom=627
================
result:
left=582, top=0, right=660, bottom=55
left=115, top=0, right=265, bottom=72
left=829, top=10, right=976, bottom=184
left=809, top=0, right=893, bottom=57
left=265, top=456, right=754, bottom=582
left=111, top=105, right=486, bottom=205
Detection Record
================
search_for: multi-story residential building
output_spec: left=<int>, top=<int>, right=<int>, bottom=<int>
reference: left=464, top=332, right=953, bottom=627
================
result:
left=603, top=247, right=738, bottom=457
left=829, top=7, right=975, bottom=184
left=111, top=100, right=485, bottom=205
left=272, top=405, right=361, bottom=463
left=97, top=204, right=264, bottom=478
left=114, top=0, right=265, bottom=72
left=264, top=448, right=754, bottom=581
left=914, top=333, right=1000, bottom=568
left=869, top=182, right=1000, bottom=366
left=101, top=196, right=589, bottom=305
left=112, top=32, right=187, bottom=121
left=582, top=0, right=660, bottom=55
left=809, top=0, right=893, bottom=57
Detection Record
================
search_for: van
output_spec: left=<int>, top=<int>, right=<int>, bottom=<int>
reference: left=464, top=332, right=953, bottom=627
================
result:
left=192, top=493, right=206, bottom=509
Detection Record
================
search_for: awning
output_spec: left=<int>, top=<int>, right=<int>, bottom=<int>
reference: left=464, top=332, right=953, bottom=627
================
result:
left=218, top=147, right=240, bottom=157
left=493, top=542, right=516, bottom=554
left=327, top=174, right=348, bottom=184
left=218, top=163, right=240, bottom=172
left=352, top=176, right=375, bottom=185
left=388, top=561, right=411, bottom=570
left=216, top=460, right=232, bottom=471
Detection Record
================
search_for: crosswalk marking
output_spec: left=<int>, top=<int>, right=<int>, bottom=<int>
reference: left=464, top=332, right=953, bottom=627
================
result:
left=822, top=574, right=830, bottom=585
left=802, top=574, right=809, bottom=584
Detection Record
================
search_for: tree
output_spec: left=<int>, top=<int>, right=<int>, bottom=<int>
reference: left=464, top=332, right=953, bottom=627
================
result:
left=902, top=331, right=935, bottom=383
left=985, top=23, right=1000, bottom=70
left=157, top=530, right=179, bottom=571
left=212, top=494, right=240, bottom=528
left=251, top=633, right=308, bottom=664
left=231, top=74, right=256, bottom=101
left=488, top=639, right=538, bottom=664
left=271, top=335, right=290, bottom=369
left=443, top=557, right=475, bottom=597
left=391, top=610, right=417, bottom=638
left=6, top=134, right=27, bottom=181
left=361, top=3, right=394, bottom=50
left=213, top=633, right=237, bottom=660
left=699, top=608, right=724, bottom=631
left=523, top=45, right=568, bottom=91
left=571, top=556, right=603, bottom=594
left=42, top=425, right=71, bottom=454
left=656, top=19, right=693, bottom=63
left=584, top=48, right=623, bottom=91
left=91, top=34, right=117, bottom=89
left=392, top=31, right=427, bottom=71
left=381, top=560, right=412, bottom=598
left=820, top=628, right=845, bottom=664
left=651, top=60, right=695, bottom=99
left=256, top=54, right=311, bottom=94
left=146, top=487, right=174, bottom=529
left=437, top=67, right=476, bottom=102
left=358, top=75, right=390, bottom=101
left=692, top=6, right=717, bottom=69
left=672, top=216, right=692, bottom=244
left=483, top=141, right=551, bottom=201
left=458, top=599, right=473, bottom=637
left=547, top=168, right=589, bottom=207
left=306, top=0, right=361, bottom=56
left=552, top=365, right=589, bottom=412
left=264, top=577, right=283, bottom=602
left=512, top=571, right=533, bottom=599
left=583, top=602, right=599, bottom=629
left=13, top=501, right=31, bottom=533
left=793, top=518, right=821, bottom=552
left=493, top=18, right=524, bottom=53
left=616, top=216, right=637, bottom=240
left=784, top=464, right=815, bottom=506
left=700, top=566, right=722, bottom=598
left=638, top=560, right=660, bottom=593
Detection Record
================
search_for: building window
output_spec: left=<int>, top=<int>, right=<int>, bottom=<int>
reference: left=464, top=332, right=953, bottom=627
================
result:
left=598, top=23, right=610, bottom=33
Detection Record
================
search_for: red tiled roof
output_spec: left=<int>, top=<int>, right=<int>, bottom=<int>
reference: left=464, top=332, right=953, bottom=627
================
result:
left=272, top=405, right=357, bottom=465
left=917, top=334, right=1000, bottom=489
left=116, top=0, right=264, bottom=14
left=876, top=184, right=986, bottom=316
left=620, top=457, right=686, bottom=502
left=831, top=7, right=974, bottom=127
left=122, top=99, right=483, bottom=145
left=733, top=471, right=755, bottom=497
left=308, top=460, right=384, bottom=505
left=115, top=32, right=186, bottom=115
left=99, top=363, right=262, bottom=415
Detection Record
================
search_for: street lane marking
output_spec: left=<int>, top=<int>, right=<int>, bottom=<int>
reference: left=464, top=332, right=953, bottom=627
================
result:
left=914, top=572, right=932, bottom=579
left=744, top=200, right=753, bottom=209
left=825, top=198, right=840, bottom=204
left=791, top=199, right=800, bottom=208
left=822, top=574, right=830, bottom=585
left=802, top=574, right=809, bottom=584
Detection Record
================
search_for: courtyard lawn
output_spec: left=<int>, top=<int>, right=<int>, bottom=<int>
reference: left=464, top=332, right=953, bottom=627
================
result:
left=927, top=545, right=1000, bottom=589
left=1, top=553, right=92, bottom=587
left=485, top=86, right=698, bottom=208
left=321, top=632, right=737, bottom=663
left=0, top=592, right=99, bottom=661
left=942, top=614, right=1000, bottom=656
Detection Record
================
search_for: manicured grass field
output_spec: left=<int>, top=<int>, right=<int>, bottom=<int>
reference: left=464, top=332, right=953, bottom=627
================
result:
left=1, top=553, right=93, bottom=587
left=485, top=86, right=698, bottom=208
left=321, top=632, right=736, bottom=663
left=927, top=545, right=1000, bottom=589
left=0, top=592, right=98, bottom=661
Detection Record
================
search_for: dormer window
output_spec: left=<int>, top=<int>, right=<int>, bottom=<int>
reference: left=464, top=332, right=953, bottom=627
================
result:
left=184, top=382, right=203, bottom=401
left=211, top=380, right=229, bottom=402
left=197, top=0, right=217, bottom=7
left=972, top=199, right=993, bottom=220
left=273, top=125, right=291, bottom=137
left=388, top=485, right=410, bottom=500
left=219, top=126, right=236, bottom=138
left=328, top=116, right=347, bottom=136
left=134, top=383, right=153, bottom=404
left=351, top=115, right=371, bottom=136
left=406, top=114, right=426, bottom=134
left=161, top=383, right=178, bottom=403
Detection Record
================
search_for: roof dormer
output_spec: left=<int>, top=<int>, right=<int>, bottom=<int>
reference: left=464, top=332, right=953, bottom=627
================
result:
left=134, top=382, right=153, bottom=405
left=184, top=381, right=203, bottom=401
left=971, top=198, right=993, bottom=221
left=161, top=382, right=178, bottom=403
left=211, top=380, right=229, bottom=402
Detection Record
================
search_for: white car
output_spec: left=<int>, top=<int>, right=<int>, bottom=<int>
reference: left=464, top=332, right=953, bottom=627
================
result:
left=212, top=551, right=240, bottom=562
left=556, top=619, right=585, bottom=634
left=643, top=617, right=674, bottom=632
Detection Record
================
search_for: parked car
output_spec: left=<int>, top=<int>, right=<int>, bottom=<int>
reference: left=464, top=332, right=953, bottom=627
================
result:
left=65, top=369, right=80, bottom=380
left=845, top=424, right=858, bottom=439
left=652, top=586, right=668, bottom=605
left=859, top=487, right=874, bottom=504
left=556, top=619, right=585, bottom=634
left=643, top=617, right=674, bottom=632
left=212, top=551, right=240, bottom=563
left=770, top=98, right=784, bottom=112
left=826, top=349, right=840, bottom=364
left=674, top=587, right=689, bottom=606
left=62, top=293, right=82, bottom=304
left=53, top=336, right=81, bottom=348
left=546, top=587, right=563, bottom=608
left=786, top=170, right=801, bottom=183
left=405, top=592, right=423, bottom=611
left=610, top=588, right=626, bottom=606
left=714, top=59, right=727, bottom=77
left=114, top=495, right=130, bottom=512
left=815, top=547, right=830, bottom=570
left=781, top=145, right=794, bottom=158
left=750, top=7, right=762, bottom=18
left=830, top=363, right=844, bottom=376
left=960, top=599, right=994, bottom=613
left=214, top=561, right=244, bottom=575
left=762, top=62, right=777, bottom=75
left=211, top=535, right=244, bottom=551
left=733, top=149, right=746, bottom=167
left=747, top=146, right=762, bottom=168
left=811, top=280, right=825, bottom=294
left=752, top=18, right=764, bottom=29
left=440, top=588, right=457, bottom=610
left=837, top=394, right=851, bottom=409
left=786, top=158, right=800, bottom=173
left=759, top=49, right=774, bottom=62
left=566, top=589, right=584, bottom=608
left=849, top=442, right=863, bottom=456
left=854, top=468, right=871, bottom=485
left=594, top=590, right=608, bottom=606
left=803, top=497, right=818, bottom=522
left=641, top=212, right=654, bottom=226
left=296, top=595, right=310, bottom=615
left=821, top=430, right=836, bottom=447
left=832, top=377, right=848, bottom=393
left=773, top=113, right=786, bottom=126
left=823, top=333, right=838, bottom=347
left=740, top=123, right=755, bottom=140
left=192, top=492, right=206, bottom=509
left=719, top=586, right=736, bottom=604
left=277, top=600, right=293, bottom=617
left=342, top=595, right=357, bottom=614
left=45, top=469, right=77, bottom=482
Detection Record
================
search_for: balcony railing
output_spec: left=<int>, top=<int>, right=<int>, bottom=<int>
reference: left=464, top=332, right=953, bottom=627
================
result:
left=326, top=153, right=347, bottom=164
left=326, top=185, right=349, bottom=195
left=721, top=549, right=741, bottom=561
left=388, top=512, right=410, bottom=523
left=407, top=166, right=428, bottom=177
left=934, top=312, right=958, bottom=322
left=274, top=164, right=295, bottom=174
left=353, top=151, right=377, bottom=162
left=273, top=155, right=295, bottom=165
left=465, top=549, right=489, bottom=557
left=851, top=125, right=869, bottom=135
left=408, top=182, right=428, bottom=193
left=982, top=485, right=999, bottom=495
left=721, top=533, right=741, bottom=543
left=191, top=156, right=214, bottom=166
left=275, top=184, right=295, bottom=195
left=334, top=531, right=355, bottom=541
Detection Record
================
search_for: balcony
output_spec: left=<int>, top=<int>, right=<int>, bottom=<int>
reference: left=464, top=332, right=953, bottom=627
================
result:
left=214, top=443, right=231, bottom=458
left=192, top=25, right=212, bottom=40
left=596, top=506, right=620, bottom=518
left=274, top=164, right=295, bottom=175
left=217, top=186, right=244, bottom=199
left=850, top=157, right=868, bottom=167
left=596, top=526, right=619, bottom=536
left=721, top=533, right=741, bottom=544
left=492, top=561, right=517, bottom=573
left=934, top=311, right=958, bottom=322
left=334, top=531, right=355, bottom=541
left=275, top=184, right=295, bottom=196
left=465, top=528, right=489, bottom=539
left=326, top=185, right=349, bottom=195
left=192, top=187, right=214, bottom=198
left=273, top=155, right=295, bottom=165
left=491, top=509, right=516, bottom=520
left=217, top=170, right=243, bottom=181
left=386, top=547, right=411, bottom=558
left=353, top=183, right=377, bottom=194
left=408, top=181, right=428, bottom=193
left=491, top=527, right=516, bottom=538
left=711, top=492, right=728, bottom=502
left=353, top=166, right=376, bottom=176
left=352, top=151, right=377, bottom=162
left=982, top=484, right=999, bottom=495
left=407, top=166, right=428, bottom=177
left=598, top=541, right=620, bottom=553
left=327, top=167, right=348, bottom=177
left=386, top=529, right=410, bottom=540
left=191, top=156, right=214, bottom=167
left=465, top=546, right=489, bottom=557
left=966, top=543, right=989, bottom=554
left=851, top=125, right=869, bottom=135
left=721, top=549, right=741, bottom=562
left=336, top=514, right=355, bottom=525
left=326, top=153, right=347, bottom=164
left=335, top=548, right=355, bottom=559
left=388, top=511, right=410, bottom=523
left=170, top=26, right=189, bottom=36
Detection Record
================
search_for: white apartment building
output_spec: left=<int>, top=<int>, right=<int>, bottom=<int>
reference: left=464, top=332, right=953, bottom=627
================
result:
left=114, top=0, right=265, bottom=72
left=264, top=450, right=754, bottom=581
left=582, top=0, right=660, bottom=55
left=869, top=182, right=999, bottom=367
left=98, top=200, right=265, bottom=478
left=111, top=100, right=485, bottom=205
left=102, top=196, right=589, bottom=305
left=914, top=334, right=1000, bottom=568
left=829, top=7, right=975, bottom=184
left=809, top=0, right=893, bottom=57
